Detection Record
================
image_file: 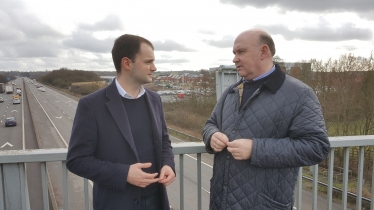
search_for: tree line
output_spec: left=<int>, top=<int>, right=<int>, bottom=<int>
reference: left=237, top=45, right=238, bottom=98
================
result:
left=278, top=53, right=374, bottom=181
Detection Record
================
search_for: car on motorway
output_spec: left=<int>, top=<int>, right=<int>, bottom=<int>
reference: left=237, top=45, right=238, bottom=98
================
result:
left=0, top=97, right=4, bottom=103
left=13, top=98, right=21, bottom=104
left=39, top=88, right=46, bottom=92
left=5, top=117, right=17, bottom=127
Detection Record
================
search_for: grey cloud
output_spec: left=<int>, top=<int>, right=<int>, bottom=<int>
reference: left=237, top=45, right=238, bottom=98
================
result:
left=0, top=0, right=117, bottom=71
left=220, top=0, right=374, bottom=15
left=0, top=26, right=22, bottom=40
left=153, top=40, right=196, bottom=52
left=63, top=32, right=114, bottom=53
left=0, top=60, right=27, bottom=71
left=0, top=0, right=64, bottom=60
left=255, top=21, right=373, bottom=41
left=336, top=45, right=358, bottom=51
left=0, top=0, right=63, bottom=40
left=78, top=14, right=124, bottom=31
left=8, top=41, right=60, bottom=58
left=156, top=58, right=190, bottom=64
left=203, top=36, right=234, bottom=48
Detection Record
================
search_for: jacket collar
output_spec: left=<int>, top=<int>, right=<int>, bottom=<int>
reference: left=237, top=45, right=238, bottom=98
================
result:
left=228, top=64, right=285, bottom=94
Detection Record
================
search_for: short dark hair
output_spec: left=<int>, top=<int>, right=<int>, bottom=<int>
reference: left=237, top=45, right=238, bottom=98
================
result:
left=259, top=34, right=276, bottom=56
left=111, top=34, right=154, bottom=73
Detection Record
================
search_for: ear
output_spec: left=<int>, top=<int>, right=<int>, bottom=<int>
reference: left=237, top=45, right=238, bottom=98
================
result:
left=260, top=45, right=269, bottom=60
left=121, top=57, right=132, bottom=71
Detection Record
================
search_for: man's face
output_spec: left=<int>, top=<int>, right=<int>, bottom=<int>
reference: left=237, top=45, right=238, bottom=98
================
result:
left=130, top=43, right=157, bottom=84
left=232, top=33, right=262, bottom=81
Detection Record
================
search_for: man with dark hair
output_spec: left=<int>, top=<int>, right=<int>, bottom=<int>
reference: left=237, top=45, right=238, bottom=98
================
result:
left=203, top=29, right=330, bottom=209
left=67, top=34, right=175, bottom=210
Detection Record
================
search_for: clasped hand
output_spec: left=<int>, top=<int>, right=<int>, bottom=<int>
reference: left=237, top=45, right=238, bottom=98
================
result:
left=127, top=163, right=175, bottom=188
left=210, top=132, right=253, bottom=160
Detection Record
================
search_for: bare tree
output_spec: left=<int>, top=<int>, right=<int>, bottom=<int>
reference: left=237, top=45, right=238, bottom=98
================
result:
left=273, top=55, right=284, bottom=65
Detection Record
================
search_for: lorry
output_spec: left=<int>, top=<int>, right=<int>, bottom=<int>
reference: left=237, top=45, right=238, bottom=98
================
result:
left=0, top=83, right=4, bottom=93
left=5, top=85, right=13, bottom=94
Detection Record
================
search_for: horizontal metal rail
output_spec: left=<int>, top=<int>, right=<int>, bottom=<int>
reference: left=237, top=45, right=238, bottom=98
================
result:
left=302, top=176, right=371, bottom=206
left=1, top=135, right=374, bottom=210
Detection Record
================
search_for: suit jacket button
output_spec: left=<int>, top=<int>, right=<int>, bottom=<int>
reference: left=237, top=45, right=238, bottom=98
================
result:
left=134, top=199, right=139, bottom=204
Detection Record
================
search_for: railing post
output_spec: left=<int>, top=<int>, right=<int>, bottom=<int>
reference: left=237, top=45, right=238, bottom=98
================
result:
left=62, top=161, right=69, bottom=210
left=2, top=163, right=30, bottom=210
left=371, top=155, right=374, bottom=210
left=312, top=164, right=319, bottom=210
left=296, top=167, right=302, bottom=210
left=356, top=146, right=365, bottom=210
left=179, top=154, right=184, bottom=210
left=197, top=153, right=202, bottom=210
left=327, top=148, right=335, bottom=210
left=41, top=162, right=49, bottom=210
left=342, top=147, right=350, bottom=210
left=0, top=164, right=4, bottom=210
left=84, top=179, right=89, bottom=210
left=20, top=163, right=30, bottom=210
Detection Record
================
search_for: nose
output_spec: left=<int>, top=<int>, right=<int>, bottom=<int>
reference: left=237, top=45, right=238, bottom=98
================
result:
left=151, top=63, right=157, bottom=71
left=232, top=55, right=239, bottom=63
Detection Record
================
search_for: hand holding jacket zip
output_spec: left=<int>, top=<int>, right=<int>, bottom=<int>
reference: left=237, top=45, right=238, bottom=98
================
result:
left=210, top=132, right=229, bottom=152
left=227, top=139, right=253, bottom=160
left=211, top=132, right=253, bottom=160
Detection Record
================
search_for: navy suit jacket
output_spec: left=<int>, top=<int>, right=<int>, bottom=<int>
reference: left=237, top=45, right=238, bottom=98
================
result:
left=67, top=80, right=175, bottom=210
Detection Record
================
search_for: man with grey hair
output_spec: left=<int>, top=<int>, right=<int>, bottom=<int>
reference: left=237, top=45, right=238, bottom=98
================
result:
left=203, top=29, right=330, bottom=209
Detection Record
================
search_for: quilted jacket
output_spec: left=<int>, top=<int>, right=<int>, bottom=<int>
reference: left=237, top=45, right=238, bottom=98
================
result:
left=202, top=64, right=330, bottom=210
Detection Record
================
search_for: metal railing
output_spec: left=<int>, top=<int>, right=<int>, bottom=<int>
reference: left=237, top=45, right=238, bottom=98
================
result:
left=0, top=136, right=374, bottom=210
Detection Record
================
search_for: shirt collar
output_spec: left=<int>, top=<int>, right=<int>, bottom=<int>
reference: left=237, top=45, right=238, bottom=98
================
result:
left=115, top=78, right=145, bottom=99
left=242, top=65, right=276, bottom=82
left=230, top=64, right=285, bottom=94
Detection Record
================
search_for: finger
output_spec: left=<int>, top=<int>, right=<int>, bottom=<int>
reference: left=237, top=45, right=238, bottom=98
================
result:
left=158, top=176, right=168, bottom=183
left=159, top=169, right=165, bottom=179
left=164, top=176, right=176, bottom=186
left=227, top=147, right=239, bottom=156
left=141, top=172, right=159, bottom=179
left=218, top=133, right=229, bottom=142
left=227, top=147, right=232, bottom=153
left=216, top=140, right=226, bottom=148
left=160, top=175, right=175, bottom=186
left=139, top=178, right=160, bottom=188
left=158, top=171, right=171, bottom=183
left=226, top=141, right=238, bottom=148
left=216, top=135, right=228, bottom=144
left=137, top=162, right=152, bottom=169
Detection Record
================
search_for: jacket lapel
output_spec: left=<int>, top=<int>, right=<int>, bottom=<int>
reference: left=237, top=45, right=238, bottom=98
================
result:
left=105, top=80, right=139, bottom=161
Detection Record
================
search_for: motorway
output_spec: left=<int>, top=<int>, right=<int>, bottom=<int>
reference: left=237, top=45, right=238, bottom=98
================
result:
left=0, top=79, right=24, bottom=150
left=1, top=78, right=352, bottom=210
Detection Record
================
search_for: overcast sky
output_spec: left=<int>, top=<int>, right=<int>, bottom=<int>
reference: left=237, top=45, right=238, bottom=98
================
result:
left=0, top=0, right=373, bottom=72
